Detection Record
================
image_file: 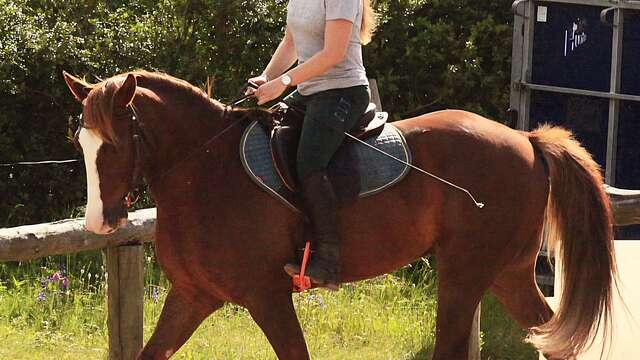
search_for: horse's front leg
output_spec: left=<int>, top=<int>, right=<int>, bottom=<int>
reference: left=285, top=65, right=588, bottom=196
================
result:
left=246, top=289, right=310, bottom=360
left=138, top=288, right=223, bottom=360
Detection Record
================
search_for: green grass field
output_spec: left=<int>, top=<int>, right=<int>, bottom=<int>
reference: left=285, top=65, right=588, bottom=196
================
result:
left=0, top=252, right=537, bottom=359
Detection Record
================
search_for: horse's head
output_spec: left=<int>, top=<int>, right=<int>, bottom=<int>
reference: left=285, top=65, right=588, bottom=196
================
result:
left=64, top=71, right=139, bottom=234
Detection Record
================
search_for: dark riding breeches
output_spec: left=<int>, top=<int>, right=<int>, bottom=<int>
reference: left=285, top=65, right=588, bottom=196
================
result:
left=292, top=85, right=370, bottom=180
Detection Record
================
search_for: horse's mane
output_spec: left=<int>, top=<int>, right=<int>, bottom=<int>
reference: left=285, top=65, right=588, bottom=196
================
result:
left=80, top=70, right=225, bottom=144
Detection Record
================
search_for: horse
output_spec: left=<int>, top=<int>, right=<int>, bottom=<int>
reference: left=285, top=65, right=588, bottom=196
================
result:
left=63, top=70, right=617, bottom=360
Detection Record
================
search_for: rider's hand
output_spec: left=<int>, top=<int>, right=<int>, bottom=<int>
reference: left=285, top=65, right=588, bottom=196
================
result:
left=255, top=77, right=287, bottom=105
left=245, top=75, right=268, bottom=95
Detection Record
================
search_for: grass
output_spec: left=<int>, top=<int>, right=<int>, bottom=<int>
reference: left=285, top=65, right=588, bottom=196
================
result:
left=0, top=252, right=537, bottom=359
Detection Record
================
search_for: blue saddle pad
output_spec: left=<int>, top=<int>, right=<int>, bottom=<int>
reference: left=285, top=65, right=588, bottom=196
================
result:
left=239, top=121, right=412, bottom=212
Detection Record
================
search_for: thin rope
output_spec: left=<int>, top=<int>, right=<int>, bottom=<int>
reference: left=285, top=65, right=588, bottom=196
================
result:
left=344, top=132, right=485, bottom=208
left=0, top=159, right=81, bottom=167
left=149, top=106, right=248, bottom=186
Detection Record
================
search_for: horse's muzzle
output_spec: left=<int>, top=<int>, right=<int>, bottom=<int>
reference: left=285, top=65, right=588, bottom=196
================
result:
left=103, top=202, right=129, bottom=233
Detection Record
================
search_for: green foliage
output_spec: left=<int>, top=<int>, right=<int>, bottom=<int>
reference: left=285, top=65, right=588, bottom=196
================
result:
left=0, top=0, right=287, bottom=226
left=0, top=0, right=513, bottom=227
left=366, top=0, right=512, bottom=119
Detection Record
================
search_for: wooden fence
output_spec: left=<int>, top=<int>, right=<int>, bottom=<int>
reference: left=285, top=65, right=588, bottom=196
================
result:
left=0, top=208, right=155, bottom=359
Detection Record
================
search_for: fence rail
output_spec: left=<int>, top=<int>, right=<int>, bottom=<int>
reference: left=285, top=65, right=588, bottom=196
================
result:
left=1, top=187, right=638, bottom=359
left=606, top=185, right=640, bottom=226
left=0, top=208, right=156, bottom=262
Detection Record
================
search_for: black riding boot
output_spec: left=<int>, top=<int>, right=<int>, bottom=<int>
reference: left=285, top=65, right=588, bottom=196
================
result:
left=284, top=170, right=340, bottom=290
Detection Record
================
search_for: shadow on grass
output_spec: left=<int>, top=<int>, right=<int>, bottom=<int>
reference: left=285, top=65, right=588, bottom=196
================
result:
left=406, top=294, right=538, bottom=360
left=410, top=346, right=433, bottom=360
left=481, top=294, right=538, bottom=360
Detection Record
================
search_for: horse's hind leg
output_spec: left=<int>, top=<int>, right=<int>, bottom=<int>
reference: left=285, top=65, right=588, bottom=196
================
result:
left=491, top=265, right=554, bottom=330
left=491, top=265, right=559, bottom=359
left=138, top=288, right=223, bottom=359
left=246, top=290, right=310, bottom=360
left=432, top=252, right=496, bottom=360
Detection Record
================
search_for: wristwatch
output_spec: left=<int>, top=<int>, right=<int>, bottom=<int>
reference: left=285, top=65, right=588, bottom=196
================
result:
left=280, top=74, right=292, bottom=87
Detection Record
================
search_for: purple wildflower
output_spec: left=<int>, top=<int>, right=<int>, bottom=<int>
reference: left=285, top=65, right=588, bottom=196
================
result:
left=61, top=277, right=69, bottom=291
left=37, top=292, right=46, bottom=301
left=58, top=263, right=66, bottom=274
left=50, top=271, right=62, bottom=281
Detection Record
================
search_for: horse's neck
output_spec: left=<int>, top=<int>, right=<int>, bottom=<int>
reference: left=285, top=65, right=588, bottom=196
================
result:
left=136, top=88, right=239, bottom=191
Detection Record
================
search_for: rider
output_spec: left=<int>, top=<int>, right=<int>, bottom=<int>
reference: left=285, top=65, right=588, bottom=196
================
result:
left=248, top=0, right=377, bottom=290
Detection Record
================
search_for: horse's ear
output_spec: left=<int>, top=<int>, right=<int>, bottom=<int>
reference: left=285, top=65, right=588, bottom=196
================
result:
left=113, top=73, right=137, bottom=109
left=63, top=71, right=93, bottom=102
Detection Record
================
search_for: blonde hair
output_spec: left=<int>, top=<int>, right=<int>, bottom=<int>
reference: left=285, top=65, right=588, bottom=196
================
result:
left=360, top=0, right=378, bottom=45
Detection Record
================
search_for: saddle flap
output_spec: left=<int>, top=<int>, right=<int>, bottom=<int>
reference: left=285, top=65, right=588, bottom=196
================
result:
left=360, top=103, right=377, bottom=124
left=269, top=126, right=301, bottom=192
left=351, top=110, right=388, bottom=139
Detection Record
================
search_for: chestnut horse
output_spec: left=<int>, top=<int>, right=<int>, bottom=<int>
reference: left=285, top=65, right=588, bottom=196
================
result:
left=64, top=70, right=616, bottom=360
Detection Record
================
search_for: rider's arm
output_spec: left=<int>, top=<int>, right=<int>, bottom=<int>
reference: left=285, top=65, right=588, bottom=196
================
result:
left=254, top=19, right=354, bottom=104
left=285, top=19, right=353, bottom=86
left=262, top=27, right=297, bottom=81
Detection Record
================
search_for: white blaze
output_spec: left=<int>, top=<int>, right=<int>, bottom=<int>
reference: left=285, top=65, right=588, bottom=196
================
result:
left=78, top=128, right=109, bottom=234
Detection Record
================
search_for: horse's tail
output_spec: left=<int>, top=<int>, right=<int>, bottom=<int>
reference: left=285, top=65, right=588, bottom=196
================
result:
left=527, top=124, right=617, bottom=359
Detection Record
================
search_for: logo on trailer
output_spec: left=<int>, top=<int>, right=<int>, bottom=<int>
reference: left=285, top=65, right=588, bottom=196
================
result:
left=564, top=18, right=587, bottom=57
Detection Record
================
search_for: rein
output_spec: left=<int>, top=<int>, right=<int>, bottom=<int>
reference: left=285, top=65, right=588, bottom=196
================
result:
left=125, top=91, right=256, bottom=206
left=143, top=86, right=257, bottom=189
left=74, top=90, right=256, bottom=210
left=147, top=106, right=248, bottom=187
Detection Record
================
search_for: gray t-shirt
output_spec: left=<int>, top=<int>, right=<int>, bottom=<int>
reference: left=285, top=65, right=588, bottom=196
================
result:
left=287, top=0, right=369, bottom=95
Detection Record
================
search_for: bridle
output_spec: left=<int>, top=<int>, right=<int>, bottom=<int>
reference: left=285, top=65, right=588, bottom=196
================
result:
left=125, top=104, right=146, bottom=208
left=72, top=105, right=148, bottom=209
left=73, top=88, right=257, bottom=210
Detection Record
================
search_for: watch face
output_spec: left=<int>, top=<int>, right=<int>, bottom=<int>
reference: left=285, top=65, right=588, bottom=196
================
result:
left=281, top=74, right=292, bottom=86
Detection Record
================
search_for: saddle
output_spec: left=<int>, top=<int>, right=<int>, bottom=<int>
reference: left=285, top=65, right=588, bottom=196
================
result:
left=269, top=102, right=389, bottom=192
left=240, top=101, right=411, bottom=212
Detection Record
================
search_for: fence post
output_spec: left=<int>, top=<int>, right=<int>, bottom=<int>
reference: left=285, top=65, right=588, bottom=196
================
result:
left=106, top=243, right=144, bottom=360
left=469, top=304, right=481, bottom=360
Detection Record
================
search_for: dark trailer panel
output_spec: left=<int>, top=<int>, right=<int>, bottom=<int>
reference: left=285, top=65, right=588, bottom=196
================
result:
left=510, top=0, right=640, bottom=240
